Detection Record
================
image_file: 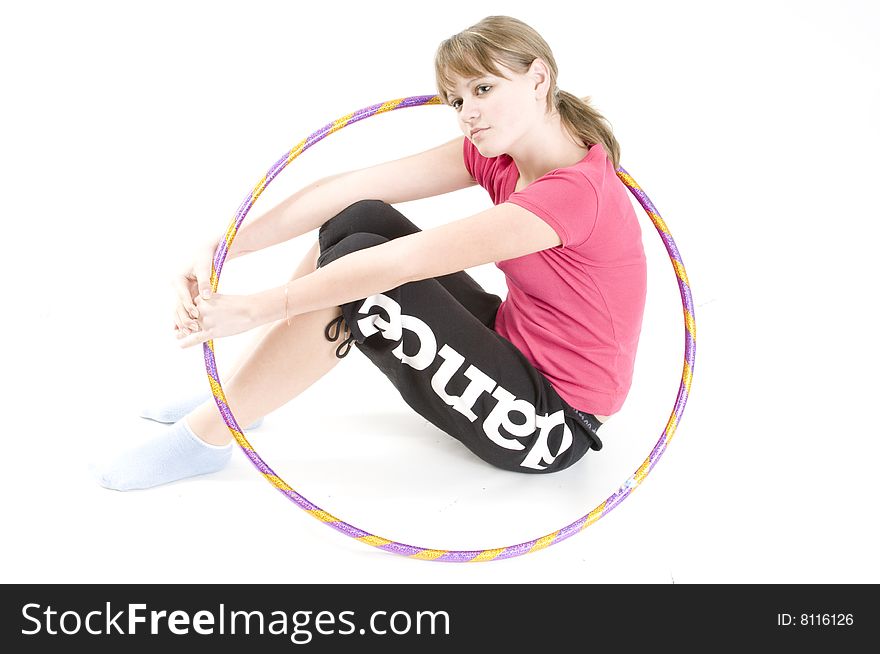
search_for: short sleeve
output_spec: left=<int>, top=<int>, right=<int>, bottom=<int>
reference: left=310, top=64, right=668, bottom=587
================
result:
left=506, top=169, right=599, bottom=248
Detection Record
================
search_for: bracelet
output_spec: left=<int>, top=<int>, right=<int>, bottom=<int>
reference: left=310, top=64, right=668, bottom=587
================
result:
left=284, top=284, right=290, bottom=327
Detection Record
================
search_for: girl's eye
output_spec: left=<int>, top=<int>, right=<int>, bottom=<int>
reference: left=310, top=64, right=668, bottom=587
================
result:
left=451, top=85, right=491, bottom=111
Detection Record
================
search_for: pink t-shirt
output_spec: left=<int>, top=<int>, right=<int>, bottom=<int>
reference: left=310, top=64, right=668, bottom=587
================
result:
left=463, top=138, right=647, bottom=416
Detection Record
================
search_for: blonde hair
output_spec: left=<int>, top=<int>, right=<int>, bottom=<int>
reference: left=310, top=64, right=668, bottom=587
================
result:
left=434, top=16, right=621, bottom=169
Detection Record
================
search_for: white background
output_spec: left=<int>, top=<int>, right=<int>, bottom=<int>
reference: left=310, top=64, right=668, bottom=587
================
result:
left=1, top=0, right=878, bottom=585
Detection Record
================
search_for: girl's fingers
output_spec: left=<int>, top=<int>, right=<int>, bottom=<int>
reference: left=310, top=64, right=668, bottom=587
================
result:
left=196, top=260, right=213, bottom=301
left=174, top=305, right=193, bottom=333
left=196, top=242, right=217, bottom=301
left=177, top=329, right=209, bottom=349
left=173, top=275, right=198, bottom=318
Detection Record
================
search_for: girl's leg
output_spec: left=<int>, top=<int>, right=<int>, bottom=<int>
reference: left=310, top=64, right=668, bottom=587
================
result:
left=185, top=239, right=345, bottom=445
left=140, top=242, right=325, bottom=425
left=93, top=240, right=345, bottom=490
left=318, top=200, right=502, bottom=324
left=141, top=200, right=428, bottom=426
left=320, top=220, right=602, bottom=474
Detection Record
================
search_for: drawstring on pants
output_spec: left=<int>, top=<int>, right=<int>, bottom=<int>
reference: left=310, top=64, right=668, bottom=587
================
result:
left=570, top=407, right=604, bottom=451
left=324, top=314, right=355, bottom=358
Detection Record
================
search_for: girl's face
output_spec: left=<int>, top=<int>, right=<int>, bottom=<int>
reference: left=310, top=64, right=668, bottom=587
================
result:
left=447, top=63, right=539, bottom=158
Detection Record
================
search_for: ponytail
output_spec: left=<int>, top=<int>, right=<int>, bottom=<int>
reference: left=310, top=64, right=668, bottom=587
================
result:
left=555, top=90, right=621, bottom=170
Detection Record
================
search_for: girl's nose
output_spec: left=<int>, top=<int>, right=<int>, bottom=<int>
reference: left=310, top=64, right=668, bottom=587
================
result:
left=460, top=99, right=479, bottom=122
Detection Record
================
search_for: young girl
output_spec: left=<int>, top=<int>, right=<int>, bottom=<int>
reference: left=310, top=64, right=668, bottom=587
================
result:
left=94, top=15, right=646, bottom=491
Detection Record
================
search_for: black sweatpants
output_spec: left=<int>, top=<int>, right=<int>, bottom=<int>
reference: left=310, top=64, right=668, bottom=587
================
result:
left=316, top=200, right=602, bottom=474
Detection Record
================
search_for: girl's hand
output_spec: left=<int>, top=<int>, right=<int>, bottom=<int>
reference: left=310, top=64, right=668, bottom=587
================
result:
left=172, top=240, right=218, bottom=336
left=176, top=293, right=261, bottom=348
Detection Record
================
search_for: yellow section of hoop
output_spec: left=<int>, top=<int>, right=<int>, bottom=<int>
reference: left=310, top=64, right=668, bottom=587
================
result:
left=358, top=535, right=393, bottom=547
left=264, top=475, right=292, bottom=492
left=470, top=548, right=505, bottom=562
left=529, top=532, right=560, bottom=554
left=307, top=509, right=339, bottom=523
left=581, top=503, right=607, bottom=530
left=410, top=549, right=447, bottom=561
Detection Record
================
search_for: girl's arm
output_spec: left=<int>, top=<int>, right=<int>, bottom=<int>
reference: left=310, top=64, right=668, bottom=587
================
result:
left=227, top=136, right=475, bottom=259
left=177, top=202, right=560, bottom=348
left=173, top=135, right=473, bottom=334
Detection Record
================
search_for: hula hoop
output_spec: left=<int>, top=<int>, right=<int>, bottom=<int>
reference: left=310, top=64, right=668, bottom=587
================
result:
left=204, top=95, right=696, bottom=561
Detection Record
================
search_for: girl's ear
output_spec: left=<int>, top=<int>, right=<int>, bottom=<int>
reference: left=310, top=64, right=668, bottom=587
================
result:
left=528, top=58, right=552, bottom=97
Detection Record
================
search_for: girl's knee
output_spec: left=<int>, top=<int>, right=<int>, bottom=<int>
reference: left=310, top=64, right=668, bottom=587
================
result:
left=321, top=199, right=389, bottom=232
left=319, top=200, right=389, bottom=255
left=345, top=198, right=389, bottom=215
left=320, top=200, right=420, bottom=250
left=317, top=231, right=389, bottom=268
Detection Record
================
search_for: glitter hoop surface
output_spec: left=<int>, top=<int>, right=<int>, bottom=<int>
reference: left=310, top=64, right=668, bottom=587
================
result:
left=203, top=95, right=696, bottom=561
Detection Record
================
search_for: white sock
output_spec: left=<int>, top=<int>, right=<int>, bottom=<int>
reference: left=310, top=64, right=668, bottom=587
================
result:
left=140, top=389, right=264, bottom=430
left=90, top=420, right=233, bottom=491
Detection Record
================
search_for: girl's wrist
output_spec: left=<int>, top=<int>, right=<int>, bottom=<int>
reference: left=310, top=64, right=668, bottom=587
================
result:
left=251, top=286, right=288, bottom=327
left=226, top=237, right=253, bottom=261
